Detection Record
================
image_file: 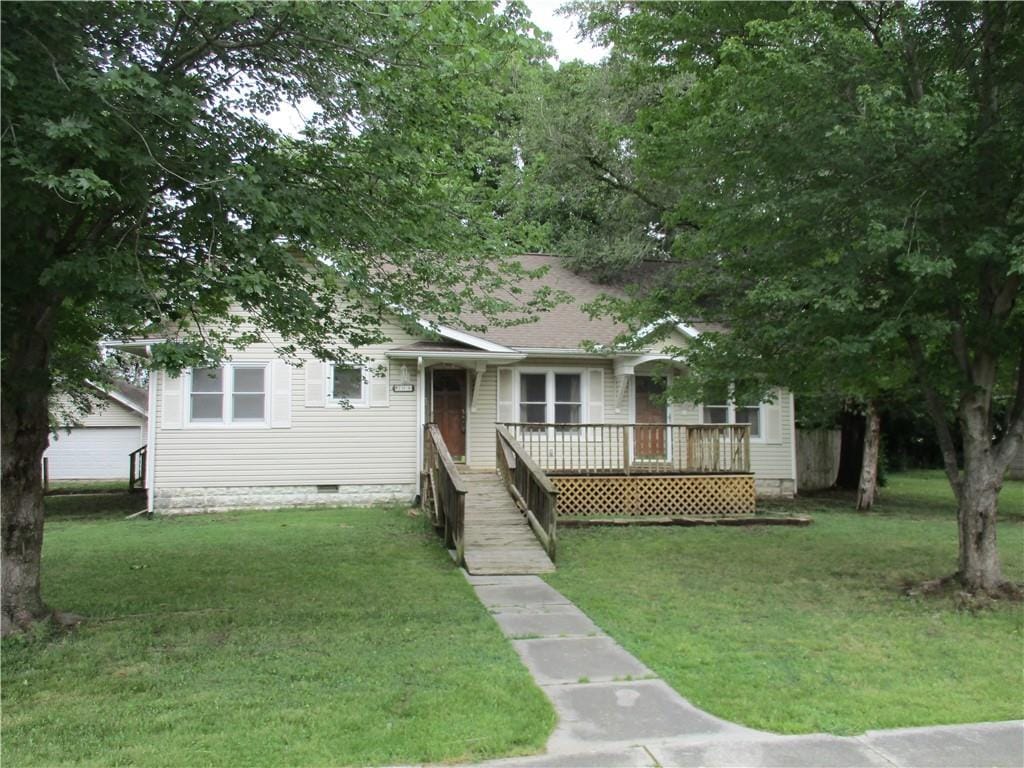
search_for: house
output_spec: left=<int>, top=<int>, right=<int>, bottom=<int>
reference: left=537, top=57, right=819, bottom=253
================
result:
left=113, top=255, right=797, bottom=570
left=45, top=381, right=148, bottom=482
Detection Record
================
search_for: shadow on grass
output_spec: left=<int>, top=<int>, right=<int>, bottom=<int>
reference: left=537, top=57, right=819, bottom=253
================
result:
left=772, top=470, right=1024, bottom=523
left=44, top=492, right=145, bottom=521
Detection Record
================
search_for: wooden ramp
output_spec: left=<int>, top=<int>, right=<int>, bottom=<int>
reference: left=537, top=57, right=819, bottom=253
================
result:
left=461, top=471, right=555, bottom=575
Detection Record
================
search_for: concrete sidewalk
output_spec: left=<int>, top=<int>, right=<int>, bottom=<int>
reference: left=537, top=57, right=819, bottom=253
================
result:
left=468, top=573, right=1024, bottom=768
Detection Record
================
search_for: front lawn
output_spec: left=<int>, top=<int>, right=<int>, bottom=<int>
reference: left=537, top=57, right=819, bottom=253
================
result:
left=3, top=506, right=554, bottom=767
left=44, top=490, right=145, bottom=520
left=546, top=470, right=1024, bottom=735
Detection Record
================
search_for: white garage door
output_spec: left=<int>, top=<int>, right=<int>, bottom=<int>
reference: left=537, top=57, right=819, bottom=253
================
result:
left=44, top=427, right=144, bottom=480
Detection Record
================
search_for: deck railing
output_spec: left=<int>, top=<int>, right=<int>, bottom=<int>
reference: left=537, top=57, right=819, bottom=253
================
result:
left=423, top=424, right=467, bottom=564
left=128, top=445, right=147, bottom=492
left=496, top=425, right=558, bottom=561
left=501, top=423, right=752, bottom=475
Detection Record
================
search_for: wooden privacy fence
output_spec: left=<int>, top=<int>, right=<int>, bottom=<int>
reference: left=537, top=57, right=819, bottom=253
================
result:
left=795, top=428, right=841, bottom=492
left=501, top=423, right=751, bottom=475
left=495, top=425, right=558, bottom=561
left=422, top=424, right=467, bottom=564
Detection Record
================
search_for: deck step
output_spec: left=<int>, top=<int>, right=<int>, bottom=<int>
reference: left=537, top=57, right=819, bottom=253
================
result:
left=461, top=472, right=555, bottom=576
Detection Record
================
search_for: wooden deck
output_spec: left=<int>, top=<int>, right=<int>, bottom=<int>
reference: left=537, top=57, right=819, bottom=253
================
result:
left=461, top=471, right=555, bottom=575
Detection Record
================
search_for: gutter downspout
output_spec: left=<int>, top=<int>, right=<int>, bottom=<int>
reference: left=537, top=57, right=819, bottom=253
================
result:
left=145, top=345, right=157, bottom=514
left=415, top=356, right=424, bottom=502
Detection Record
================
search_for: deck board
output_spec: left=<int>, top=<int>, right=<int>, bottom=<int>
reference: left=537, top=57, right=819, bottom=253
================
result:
left=461, top=471, right=555, bottom=575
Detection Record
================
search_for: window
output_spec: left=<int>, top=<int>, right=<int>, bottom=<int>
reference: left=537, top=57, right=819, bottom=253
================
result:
left=734, top=406, right=762, bottom=438
left=701, top=401, right=761, bottom=438
left=190, top=367, right=224, bottom=421
left=520, top=373, right=547, bottom=425
left=189, top=364, right=267, bottom=425
left=518, top=371, right=583, bottom=432
left=554, top=373, right=582, bottom=427
left=329, top=364, right=366, bottom=406
left=232, top=366, right=266, bottom=421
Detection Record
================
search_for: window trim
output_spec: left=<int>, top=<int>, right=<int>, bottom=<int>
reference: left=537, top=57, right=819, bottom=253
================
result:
left=187, top=362, right=270, bottom=428
left=516, top=367, right=586, bottom=437
left=326, top=363, right=368, bottom=408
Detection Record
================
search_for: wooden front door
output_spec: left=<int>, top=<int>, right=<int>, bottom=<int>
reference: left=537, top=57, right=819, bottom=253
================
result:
left=634, top=376, right=668, bottom=460
left=432, top=369, right=467, bottom=460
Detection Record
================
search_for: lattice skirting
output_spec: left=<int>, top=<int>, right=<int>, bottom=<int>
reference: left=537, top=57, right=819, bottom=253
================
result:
left=551, top=474, right=756, bottom=517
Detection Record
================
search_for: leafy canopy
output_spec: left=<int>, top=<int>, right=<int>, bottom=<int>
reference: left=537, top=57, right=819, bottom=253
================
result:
left=573, top=1, right=1023, bottom=445
left=1, top=1, right=553, bottom=400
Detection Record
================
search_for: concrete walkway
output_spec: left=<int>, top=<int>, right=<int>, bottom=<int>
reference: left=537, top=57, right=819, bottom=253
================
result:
left=467, top=574, right=1024, bottom=768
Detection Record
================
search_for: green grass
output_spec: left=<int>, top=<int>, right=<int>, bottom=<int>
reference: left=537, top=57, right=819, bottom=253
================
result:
left=44, top=491, right=145, bottom=521
left=45, top=480, right=131, bottom=494
left=3, top=506, right=554, bottom=767
left=546, top=470, right=1024, bottom=736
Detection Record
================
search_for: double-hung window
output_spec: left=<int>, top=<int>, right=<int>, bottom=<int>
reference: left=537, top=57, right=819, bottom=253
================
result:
left=189, top=364, right=268, bottom=425
left=328, top=364, right=367, bottom=407
left=702, top=386, right=762, bottom=439
left=519, top=371, right=584, bottom=432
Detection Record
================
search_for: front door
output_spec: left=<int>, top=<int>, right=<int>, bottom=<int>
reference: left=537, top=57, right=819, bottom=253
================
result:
left=432, top=369, right=467, bottom=461
left=634, top=376, right=668, bottom=460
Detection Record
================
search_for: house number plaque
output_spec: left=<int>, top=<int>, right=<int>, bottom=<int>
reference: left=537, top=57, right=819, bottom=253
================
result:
left=392, top=384, right=415, bottom=393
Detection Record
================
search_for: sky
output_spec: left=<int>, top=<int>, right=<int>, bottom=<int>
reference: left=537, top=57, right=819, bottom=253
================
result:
left=524, top=0, right=608, bottom=66
left=266, top=2, right=606, bottom=136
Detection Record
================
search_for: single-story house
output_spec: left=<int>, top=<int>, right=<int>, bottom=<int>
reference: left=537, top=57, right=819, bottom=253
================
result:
left=114, top=255, right=797, bottom=522
left=45, top=381, right=148, bottom=481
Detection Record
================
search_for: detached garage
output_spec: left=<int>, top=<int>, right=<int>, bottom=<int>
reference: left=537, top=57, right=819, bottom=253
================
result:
left=45, top=382, right=148, bottom=481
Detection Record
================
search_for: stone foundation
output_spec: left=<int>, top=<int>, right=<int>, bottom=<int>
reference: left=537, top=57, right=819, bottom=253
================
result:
left=754, top=478, right=796, bottom=498
left=153, top=483, right=417, bottom=515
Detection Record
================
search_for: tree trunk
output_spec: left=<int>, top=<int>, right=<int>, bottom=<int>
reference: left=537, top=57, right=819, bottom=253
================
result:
left=1, top=305, right=55, bottom=636
left=955, top=392, right=1005, bottom=592
left=856, top=401, right=881, bottom=511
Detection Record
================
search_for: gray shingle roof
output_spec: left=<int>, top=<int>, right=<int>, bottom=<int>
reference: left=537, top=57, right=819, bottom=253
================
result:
left=133, top=254, right=707, bottom=354
left=453, top=254, right=699, bottom=351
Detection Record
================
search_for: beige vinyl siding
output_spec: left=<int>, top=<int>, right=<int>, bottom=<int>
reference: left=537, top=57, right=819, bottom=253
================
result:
left=670, top=389, right=796, bottom=480
left=467, top=358, right=795, bottom=482
left=468, top=359, right=632, bottom=471
left=53, top=395, right=146, bottom=429
left=466, top=366, right=497, bottom=467
left=153, top=322, right=420, bottom=489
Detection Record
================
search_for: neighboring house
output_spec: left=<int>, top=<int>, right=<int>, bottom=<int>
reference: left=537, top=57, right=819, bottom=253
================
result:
left=45, top=381, right=148, bottom=481
left=113, top=254, right=797, bottom=516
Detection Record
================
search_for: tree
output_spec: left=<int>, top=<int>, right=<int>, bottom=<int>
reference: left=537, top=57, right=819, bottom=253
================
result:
left=1, top=1, right=550, bottom=634
left=577, top=1, right=1023, bottom=593
left=503, top=61, right=674, bottom=280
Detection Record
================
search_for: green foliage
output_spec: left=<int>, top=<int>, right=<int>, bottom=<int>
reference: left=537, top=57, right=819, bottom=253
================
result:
left=2, top=506, right=555, bottom=765
left=547, top=471, right=1024, bottom=734
left=570, top=2, right=1023, bottom=427
left=505, top=60, right=675, bottom=280
left=1, top=1, right=552, bottom=393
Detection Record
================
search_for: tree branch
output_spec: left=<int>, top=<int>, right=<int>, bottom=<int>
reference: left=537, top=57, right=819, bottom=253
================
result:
left=994, top=341, right=1024, bottom=473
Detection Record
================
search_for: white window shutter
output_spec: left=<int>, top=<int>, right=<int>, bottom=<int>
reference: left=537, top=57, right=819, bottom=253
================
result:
left=587, top=369, right=605, bottom=423
left=270, top=360, right=292, bottom=428
left=496, top=367, right=516, bottom=424
left=369, top=359, right=389, bottom=407
left=162, top=371, right=183, bottom=429
left=305, top=359, right=326, bottom=407
left=764, top=390, right=783, bottom=444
